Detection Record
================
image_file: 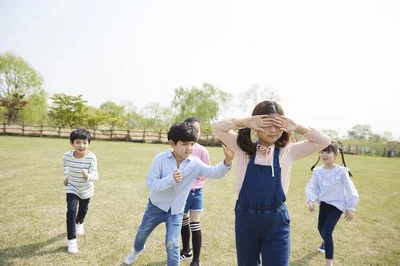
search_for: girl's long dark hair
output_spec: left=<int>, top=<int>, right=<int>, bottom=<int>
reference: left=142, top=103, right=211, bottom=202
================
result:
left=310, top=142, right=353, bottom=177
left=237, top=101, right=290, bottom=156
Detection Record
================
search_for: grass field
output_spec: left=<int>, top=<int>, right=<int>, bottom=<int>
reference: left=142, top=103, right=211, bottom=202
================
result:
left=0, top=136, right=399, bottom=266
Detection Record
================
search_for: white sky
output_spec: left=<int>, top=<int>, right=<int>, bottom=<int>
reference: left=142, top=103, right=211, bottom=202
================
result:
left=1, top=0, right=399, bottom=138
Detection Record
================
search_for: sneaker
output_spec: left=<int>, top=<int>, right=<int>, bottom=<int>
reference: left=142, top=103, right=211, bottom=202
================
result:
left=67, top=239, right=78, bottom=254
left=125, top=245, right=146, bottom=265
left=317, top=241, right=325, bottom=253
left=190, top=261, right=200, bottom=266
left=76, top=223, right=84, bottom=235
left=179, top=249, right=192, bottom=262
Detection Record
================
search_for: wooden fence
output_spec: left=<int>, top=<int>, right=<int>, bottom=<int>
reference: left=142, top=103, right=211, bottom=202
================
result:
left=1, top=122, right=398, bottom=157
left=0, top=122, right=221, bottom=146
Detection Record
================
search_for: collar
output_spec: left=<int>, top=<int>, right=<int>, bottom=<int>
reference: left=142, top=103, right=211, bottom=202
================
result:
left=166, top=149, right=193, bottom=162
left=257, top=143, right=273, bottom=156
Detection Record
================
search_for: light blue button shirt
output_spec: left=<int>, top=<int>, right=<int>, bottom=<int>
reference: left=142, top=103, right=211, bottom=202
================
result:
left=147, top=149, right=232, bottom=215
left=305, top=165, right=359, bottom=212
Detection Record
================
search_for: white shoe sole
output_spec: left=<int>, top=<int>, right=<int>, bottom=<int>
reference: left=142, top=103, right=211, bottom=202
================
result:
left=68, top=249, right=79, bottom=254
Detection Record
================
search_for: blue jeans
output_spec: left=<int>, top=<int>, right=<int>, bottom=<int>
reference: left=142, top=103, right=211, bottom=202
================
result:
left=183, top=188, right=203, bottom=214
left=134, top=199, right=183, bottom=266
left=235, top=201, right=290, bottom=266
left=318, top=202, right=343, bottom=260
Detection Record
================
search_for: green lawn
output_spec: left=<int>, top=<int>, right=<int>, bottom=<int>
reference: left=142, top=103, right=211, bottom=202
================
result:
left=0, top=136, right=399, bottom=266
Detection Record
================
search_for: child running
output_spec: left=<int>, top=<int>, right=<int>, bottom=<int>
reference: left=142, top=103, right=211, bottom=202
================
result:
left=305, top=142, right=359, bottom=266
left=212, top=100, right=331, bottom=265
left=62, top=128, right=98, bottom=253
left=180, top=118, right=210, bottom=266
left=124, top=122, right=234, bottom=266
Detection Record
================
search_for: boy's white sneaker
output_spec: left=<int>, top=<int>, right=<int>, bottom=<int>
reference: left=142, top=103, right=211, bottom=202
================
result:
left=125, top=245, right=146, bottom=265
left=67, top=239, right=78, bottom=254
left=76, top=223, right=84, bottom=235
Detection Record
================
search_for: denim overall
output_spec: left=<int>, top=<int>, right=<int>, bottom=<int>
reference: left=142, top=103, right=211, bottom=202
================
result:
left=235, top=145, right=290, bottom=266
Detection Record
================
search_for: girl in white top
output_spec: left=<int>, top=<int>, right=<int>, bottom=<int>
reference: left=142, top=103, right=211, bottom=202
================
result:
left=305, top=142, right=359, bottom=266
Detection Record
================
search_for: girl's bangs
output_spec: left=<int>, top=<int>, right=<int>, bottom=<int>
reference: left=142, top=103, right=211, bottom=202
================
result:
left=321, top=144, right=336, bottom=153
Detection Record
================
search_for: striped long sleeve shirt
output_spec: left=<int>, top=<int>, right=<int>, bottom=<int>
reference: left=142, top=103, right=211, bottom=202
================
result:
left=62, top=150, right=98, bottom=199
left=305, top=165, right=359, bottom=212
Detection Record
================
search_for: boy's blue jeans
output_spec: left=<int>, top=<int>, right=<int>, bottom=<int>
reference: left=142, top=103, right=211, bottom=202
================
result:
left=134, top=199, right=183, bottom=266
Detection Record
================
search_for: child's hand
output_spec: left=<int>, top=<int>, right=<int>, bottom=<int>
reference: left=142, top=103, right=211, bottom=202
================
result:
left=82, top=169, right=89, bottom=180
left=222, top=144, right=235, bottom=165
left=173, top=169, right=182, bottom=183
left=307, top=200, right=316, bottom=212
left=245, top=115, right=270, bottom=132
left=63, top=178, right=68, bottom=186
left=273, top=116, right=297, bottom=133
left=344, top=210, right=354, bottom=221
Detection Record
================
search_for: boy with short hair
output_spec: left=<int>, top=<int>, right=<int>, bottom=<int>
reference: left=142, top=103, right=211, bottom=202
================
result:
left=63, top=128, right=98, bottom=253
left=125, top=122, right=234, bottom=265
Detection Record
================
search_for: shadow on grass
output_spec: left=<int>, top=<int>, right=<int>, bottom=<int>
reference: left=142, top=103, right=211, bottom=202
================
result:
left=291, top=250, right=320, bottom=266
left=0, top=233, right=66, bottom=266
left=118, top=261, right=166, bottom=266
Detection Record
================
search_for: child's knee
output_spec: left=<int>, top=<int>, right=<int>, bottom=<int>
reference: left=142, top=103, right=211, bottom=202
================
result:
left=321, top=230, right=333, bottom=240
left=166, top=240, right=179, bottom=250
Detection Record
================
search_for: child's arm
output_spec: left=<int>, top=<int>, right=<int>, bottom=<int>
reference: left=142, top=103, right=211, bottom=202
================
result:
left=222, top=144, right=235, bottom=166
left=265, top=115, right=331, bottom=160
left=196, top=148, right=211, bottom=181
left=197, top=145, right=234, bottom=179
left=211, top=119, right=240, bottom=151
left=83, top=154, right=99, bottom=182
left=62, top=157, right=69, bottom=186
left=305, top=171, right=320, bottom=212
left=342, top=169, right=359, bottom=220
left=146, top=155, right=177, bottom=192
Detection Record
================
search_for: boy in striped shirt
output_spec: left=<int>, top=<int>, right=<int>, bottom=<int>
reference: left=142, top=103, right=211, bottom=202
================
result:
left=62, top=128, right=98, bottom=254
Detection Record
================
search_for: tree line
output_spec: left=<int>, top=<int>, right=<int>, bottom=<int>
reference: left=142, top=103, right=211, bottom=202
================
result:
left=0, top=52, right=398, bottom=145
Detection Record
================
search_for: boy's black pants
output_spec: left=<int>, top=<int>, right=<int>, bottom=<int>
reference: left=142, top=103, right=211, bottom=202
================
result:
left=66, top=193, right=91, bottom=240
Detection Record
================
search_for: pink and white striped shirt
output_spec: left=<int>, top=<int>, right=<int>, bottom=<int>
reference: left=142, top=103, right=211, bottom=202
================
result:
left=211, top=119, right=331, bottom=196
left=190, top=143, right=211, bottom=189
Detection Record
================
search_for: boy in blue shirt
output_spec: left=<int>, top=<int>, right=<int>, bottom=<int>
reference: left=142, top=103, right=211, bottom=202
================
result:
left=125, top=122, right=234, bottom=265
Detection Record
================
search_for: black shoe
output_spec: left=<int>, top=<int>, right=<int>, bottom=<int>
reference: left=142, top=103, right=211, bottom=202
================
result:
left=190, top=261, right=199, bottom=266
left=179, top=249, right=192, bottom=262
left=317, top=242, right=325, bottom=253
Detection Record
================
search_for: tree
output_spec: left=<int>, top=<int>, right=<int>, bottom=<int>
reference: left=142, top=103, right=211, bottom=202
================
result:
left=48, top=94, right=87, bottom=127
left=19, top=89, right=48, bottom=124
left=140, top=102, right=172, bottom=130
left=0, top=52, right=44, bottom=123
left=369, top=133, right=382, bottom=143
left=85, top=106, right=107, bottom=129
left=120, top=101, right=144, bottom=129
left=382, top=131, right=394, bottom=142
left=237, top=84, right=281, bottom=115
left=170, top=83, right=232, bottom=133
left=321, top=129, right=339, bottom=140
left=99, top=101, right=125, bottom=129
left=347, top=124, right=372, bottom=140
left=0, top=93, right=28, bottom=123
